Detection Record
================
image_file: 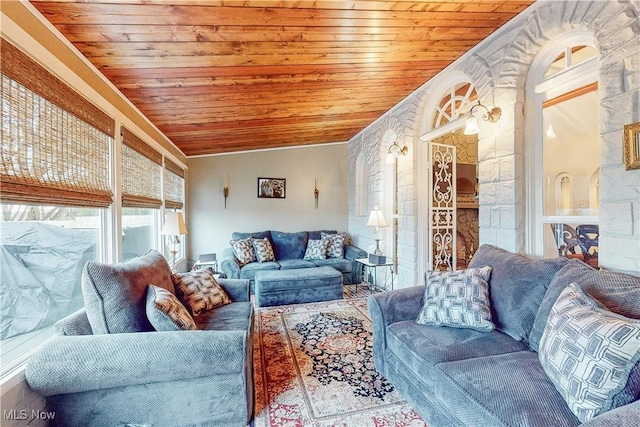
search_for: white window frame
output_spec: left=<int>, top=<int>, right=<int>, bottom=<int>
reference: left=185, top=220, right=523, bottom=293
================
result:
left=525, top=30, right=599, bottom=257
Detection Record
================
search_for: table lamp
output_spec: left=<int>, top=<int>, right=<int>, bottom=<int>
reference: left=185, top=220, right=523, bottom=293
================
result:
left=366, top=207, right=388, bottom=263
left=161, top=211, right=188, bottom=272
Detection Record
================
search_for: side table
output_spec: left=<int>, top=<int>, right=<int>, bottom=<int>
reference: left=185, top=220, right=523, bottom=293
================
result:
left=354, top=258, right=394, bottom=293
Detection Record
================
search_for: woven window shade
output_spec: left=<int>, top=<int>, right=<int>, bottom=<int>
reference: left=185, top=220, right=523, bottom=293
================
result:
left=1, top=38, right=114, bottom=136
left=1, top=74, right=113, bottom=207
left=164, top=159, right=185, bottom=210
left=121, top=128, right=162, bottom=208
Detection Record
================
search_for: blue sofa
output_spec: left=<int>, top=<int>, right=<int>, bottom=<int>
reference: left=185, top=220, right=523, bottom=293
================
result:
left=25, top=250, right=254, bottom=427
left=368, top=245, right=640, bottom=426
left=220, top=230, right=366, bottom=289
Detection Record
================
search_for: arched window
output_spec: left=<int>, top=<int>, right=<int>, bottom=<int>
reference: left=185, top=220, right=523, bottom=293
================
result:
left=527, top=32, right=600, bottom=267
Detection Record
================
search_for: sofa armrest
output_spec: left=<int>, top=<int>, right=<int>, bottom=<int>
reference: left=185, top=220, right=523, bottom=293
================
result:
left=220, top=247, right=241, bottom=279
left=218, top=278, right=250, bottom=302
left=53, top=308, right=93, bottom=336
left=25, top=329, right=250, bottom=396
left=344, top=244, right=367, bottom=261
left=581, top=400, right=640, bottom=426
left=367, top=286, right=425, bottom=373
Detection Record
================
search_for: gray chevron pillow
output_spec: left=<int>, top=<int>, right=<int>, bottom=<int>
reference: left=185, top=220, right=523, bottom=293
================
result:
left=303, top=238, right=328, bottom=260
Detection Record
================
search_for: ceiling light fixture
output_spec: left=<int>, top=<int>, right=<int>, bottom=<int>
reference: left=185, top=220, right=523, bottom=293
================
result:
left=385, top=140, right=408, bottom=164
left=463, top=101, right=502, bottom=135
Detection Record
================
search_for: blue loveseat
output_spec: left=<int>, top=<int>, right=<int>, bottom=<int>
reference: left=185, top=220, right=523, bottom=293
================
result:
left=220, top=230, right=366, bottom=289
left=369, top=245, right=640, bottom=426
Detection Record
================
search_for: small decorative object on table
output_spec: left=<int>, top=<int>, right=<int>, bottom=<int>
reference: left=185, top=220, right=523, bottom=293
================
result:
left=192, top=253, right=218, bottom=273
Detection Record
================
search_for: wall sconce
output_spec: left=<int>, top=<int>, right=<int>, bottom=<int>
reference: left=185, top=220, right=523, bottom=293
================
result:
left=546, top=124, right=557, bottom=140
left=314, top=179, right=319, bottom=209
left=463, top=101, right=502, bottom=135
left=223, top=176, right=229, bottom=209
left=161, top=211, right=188, bottom=272
left=386, top=140, right=408, bottom=164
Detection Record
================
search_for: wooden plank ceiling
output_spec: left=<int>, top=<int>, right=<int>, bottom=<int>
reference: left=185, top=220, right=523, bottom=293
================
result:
left=30, top=1, right=535, bottom=156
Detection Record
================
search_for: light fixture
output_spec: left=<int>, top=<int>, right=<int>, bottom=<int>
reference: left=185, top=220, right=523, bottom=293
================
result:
left=463, top=101, right=502, bottom=135
left=161, top=211, right=188, bottom=272
left=366, top=206, right=388, bottom=255
left=314, top=179, right=319, bottom=209
left=386, top=140, right=408, bottom=164
left=546, top=124, right=557, bottom=139
left=223, top=176, right=229, bottom=209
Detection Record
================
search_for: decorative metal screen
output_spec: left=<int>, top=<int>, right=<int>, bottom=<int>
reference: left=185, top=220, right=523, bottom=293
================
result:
left=428, top=142, right=456, bottom=271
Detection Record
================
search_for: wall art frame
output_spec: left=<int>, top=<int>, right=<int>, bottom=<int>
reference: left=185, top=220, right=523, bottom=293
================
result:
left=623, top=121, right=640, bottom=170
left=257, top=177, right=286, bottom=198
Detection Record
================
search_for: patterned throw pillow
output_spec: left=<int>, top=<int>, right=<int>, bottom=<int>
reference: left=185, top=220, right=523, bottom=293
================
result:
left=416, top=266, right=494, bottom=332
left=303, top=239, right=328, bottom=260
left=230, top=237, right=256, bottom=266
left=172, top=270, right=232, bottom=316
left=252, top=237, right=276, bottom=263
left=145, top=285, right=197, bottom=331
left=538, top=283, right=640, bottom=423
left=321, top=232, right=346, bottom=258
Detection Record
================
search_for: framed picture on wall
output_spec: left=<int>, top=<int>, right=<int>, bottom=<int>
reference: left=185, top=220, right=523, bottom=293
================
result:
left=257, top=178, right=286, bottom=198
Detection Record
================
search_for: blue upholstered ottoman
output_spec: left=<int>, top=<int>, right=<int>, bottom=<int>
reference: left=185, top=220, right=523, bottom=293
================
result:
left=254, top=266, right=343, bottom=307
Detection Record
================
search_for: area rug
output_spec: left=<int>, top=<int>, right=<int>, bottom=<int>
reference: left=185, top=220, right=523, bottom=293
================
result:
left=252, top=294, right=427, bottom=427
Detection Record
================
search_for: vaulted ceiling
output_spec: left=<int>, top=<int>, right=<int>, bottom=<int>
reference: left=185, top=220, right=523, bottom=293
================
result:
left=30, top=1, right=535, bottom=157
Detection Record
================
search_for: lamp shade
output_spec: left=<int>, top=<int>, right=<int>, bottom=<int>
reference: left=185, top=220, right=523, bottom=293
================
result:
left=366, top=208, right=388, bottom=228
left=463, top=115, right=480, bottom=135
left=161, top=211, right=188, bottom=236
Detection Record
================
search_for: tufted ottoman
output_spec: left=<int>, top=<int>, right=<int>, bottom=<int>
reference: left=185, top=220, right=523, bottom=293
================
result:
left=254, top=266, right=343, bottom=307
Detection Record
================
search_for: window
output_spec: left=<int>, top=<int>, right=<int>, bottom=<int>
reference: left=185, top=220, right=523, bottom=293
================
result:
left=120, top=128, right=162, bottom=260
left=529, top=34, right=600, bottom=268
left=163, top=160, right=186, bottom=263
left=1, top=39, right=113, bottom=373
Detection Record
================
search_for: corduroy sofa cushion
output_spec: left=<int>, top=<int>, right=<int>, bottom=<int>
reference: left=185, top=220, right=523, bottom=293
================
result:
left=530, top=258, right=640, bottom=352
left=81, top=249, right=175, bottom=334
left=468, top=244, right=568, bottom=342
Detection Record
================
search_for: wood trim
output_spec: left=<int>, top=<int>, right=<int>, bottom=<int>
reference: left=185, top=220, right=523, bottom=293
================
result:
left=543, top=82, right=598, bottom=109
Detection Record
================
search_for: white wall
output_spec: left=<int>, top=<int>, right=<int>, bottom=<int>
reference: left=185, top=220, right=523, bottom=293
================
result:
left=186, top=144, right=349, bottom=263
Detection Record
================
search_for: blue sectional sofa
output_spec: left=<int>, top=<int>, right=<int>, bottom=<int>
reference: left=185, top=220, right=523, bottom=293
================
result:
left=220, top=230, right=366, bottom=289
left=368, top=245, right=640, bottom=426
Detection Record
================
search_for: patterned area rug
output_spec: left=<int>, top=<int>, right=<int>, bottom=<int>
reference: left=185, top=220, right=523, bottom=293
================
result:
left=253, top=288, right=427, bottom=427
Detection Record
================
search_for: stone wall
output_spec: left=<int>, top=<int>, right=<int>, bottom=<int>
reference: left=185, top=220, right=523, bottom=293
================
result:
left=348, top=0, right=640, bottom=287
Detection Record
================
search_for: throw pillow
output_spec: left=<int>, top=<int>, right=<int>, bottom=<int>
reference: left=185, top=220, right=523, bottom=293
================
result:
left=321, top=232, right=346, bottom=258
left=172, top=270, right=232, bottom=316
left=468, top=244, right=568, bottom=342
left=230, top=237, right=256, bottom=266
left=145, top=285, right=197, bottom=331
left=81, top=249, right=175, bottom=334
left=539, top=283, right=640, bottom=423
left=252, top=237, right=276, bottom=263
left=303, top=239, right=328, bottom=260
left=416, top=266, right=494, bottom=332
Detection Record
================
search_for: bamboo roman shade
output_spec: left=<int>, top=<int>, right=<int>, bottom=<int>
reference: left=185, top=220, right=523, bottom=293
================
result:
left=163, top=159, right=185, bottom=210
left=0, top=39, right=114, bottom=207
left=121, top=127, right=162, bottom=208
